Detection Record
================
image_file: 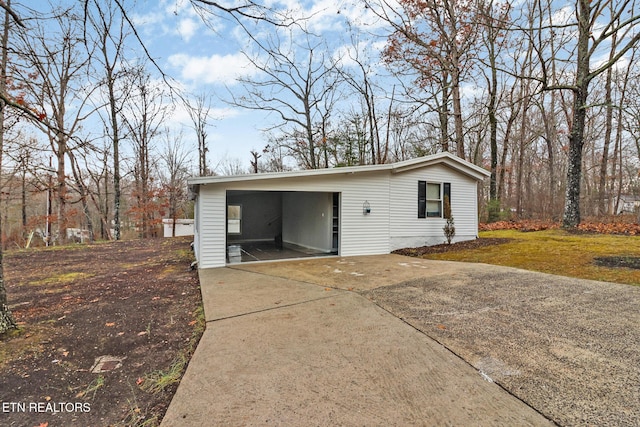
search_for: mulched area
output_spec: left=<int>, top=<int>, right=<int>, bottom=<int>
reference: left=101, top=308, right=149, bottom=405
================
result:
left=392, top=238, right=512, bottom=257
left=0, top=237, right=203, bottom=427
left=593, top=256, right=640, bottom=269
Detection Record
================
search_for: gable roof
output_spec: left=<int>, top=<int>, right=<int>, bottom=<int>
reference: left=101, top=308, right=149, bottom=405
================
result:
left=188, top=151, right=490, bottom=187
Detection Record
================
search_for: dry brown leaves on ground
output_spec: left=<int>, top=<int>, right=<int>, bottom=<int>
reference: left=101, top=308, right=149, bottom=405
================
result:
left=0, top=237, right=203, bottom=427
left=480, top=218, right=640, bottom=235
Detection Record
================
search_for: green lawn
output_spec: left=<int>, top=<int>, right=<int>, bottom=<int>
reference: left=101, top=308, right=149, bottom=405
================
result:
left=423, top=229, right=640, bottom=286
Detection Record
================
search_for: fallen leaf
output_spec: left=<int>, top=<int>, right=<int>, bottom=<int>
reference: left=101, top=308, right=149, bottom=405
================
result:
left=89, top=298, right=100, bottom=303
left=136, top=377, right=144, bottom=385
left=35, top=423, right=48, bottom=427
left=44, top=396, right=51, bottom=401
left=188, top=320, right=197, bottom=326
left=117, top=332, right=125, bottom=336
left=151, top=296, right=160, bottom=300
left=105, top=322, right=115, bottom=327
left=62, top=351, right=69, bottom=357
left=436, top=324, right=447, bottom=330
left=324, top=288, right=332, bottom=291
left=137, top=331, right=147, bottom=336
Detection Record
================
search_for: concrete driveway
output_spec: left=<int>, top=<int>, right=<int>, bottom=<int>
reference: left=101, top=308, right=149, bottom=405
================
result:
left=161, top=254, right=640, bottom=426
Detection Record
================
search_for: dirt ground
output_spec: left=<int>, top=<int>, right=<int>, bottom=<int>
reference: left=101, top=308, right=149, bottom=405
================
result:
left=0, top=237, right=203, bottom=427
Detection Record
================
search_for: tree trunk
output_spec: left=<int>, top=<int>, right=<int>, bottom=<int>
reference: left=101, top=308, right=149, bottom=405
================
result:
left=109, top=75, right=120, bottom=241
left=438, top=87, right=449, bottom=152
left=598, top=32, right=616, bottom=216
left=56, top=134, right=67, bottom=244
left=563, top=88, right=588, bottom=228
left=0, top=237, right=16, bottom=333
left=451, top=68, right=465, bottom=159
left=562, top=0, right=590, bottom=229
left=487, top=31, right=499, bottom=222
left=0, top=0, right=15, bottom=334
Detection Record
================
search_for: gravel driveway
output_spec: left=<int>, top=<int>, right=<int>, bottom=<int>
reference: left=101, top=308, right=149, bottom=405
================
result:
left=237, top=255, right=640, bottom=426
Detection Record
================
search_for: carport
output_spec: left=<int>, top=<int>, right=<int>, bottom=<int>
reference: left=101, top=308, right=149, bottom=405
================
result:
left=189, top=152, right=490, bottom=269
left=225, top=190, right=339, bottom=262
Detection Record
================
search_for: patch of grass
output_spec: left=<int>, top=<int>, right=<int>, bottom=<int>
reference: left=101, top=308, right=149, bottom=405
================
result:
left=141, top=354, right=188, bottom=395
left=77, top=375, right=105, bottom=400
left=173, top=248, right=195, bottom=261
left=0, top=325, right=52, bottom=369
left=30, top=272, right=94, bottom=286
left=121, top=379, right=160, bottom=427
left=140, top=303, right=205, bottom=395
left=421, top=229, right=640, bottom=286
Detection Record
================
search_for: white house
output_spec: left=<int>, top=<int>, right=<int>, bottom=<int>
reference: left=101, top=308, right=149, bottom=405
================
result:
left=188, top=152, right=490, bottom=268
left=163, top=219, right=195, bottom=237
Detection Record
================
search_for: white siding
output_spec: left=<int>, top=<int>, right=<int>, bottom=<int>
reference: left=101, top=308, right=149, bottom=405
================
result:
left=196, top=185, right=227, bottom=268
left=337, top=172, right=390, bottom=256
left=193, top=159, right=485, bottom=266
left=389, top=164, right=479, bottom=250
left=196, top=171, right=391, bottom=266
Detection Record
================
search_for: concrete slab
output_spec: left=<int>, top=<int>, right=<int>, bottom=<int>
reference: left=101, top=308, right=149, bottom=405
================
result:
left=233, top=254, right=466, bottom=291
left=161, top=265, right=552, bottom=426
left=199, top=267, right=340, bottom=320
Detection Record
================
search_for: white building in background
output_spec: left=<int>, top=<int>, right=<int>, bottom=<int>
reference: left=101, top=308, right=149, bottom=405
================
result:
left=163, top=219, right=195, bottom=237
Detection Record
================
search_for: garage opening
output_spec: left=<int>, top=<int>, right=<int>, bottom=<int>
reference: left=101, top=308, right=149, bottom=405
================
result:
left=226, top=190, right=339, bottom=263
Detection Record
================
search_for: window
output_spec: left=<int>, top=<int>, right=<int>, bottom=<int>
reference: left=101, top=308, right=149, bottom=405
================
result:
left=418, top=181, right=451, bottom=218
left=227, top=205, right=241, bottom=234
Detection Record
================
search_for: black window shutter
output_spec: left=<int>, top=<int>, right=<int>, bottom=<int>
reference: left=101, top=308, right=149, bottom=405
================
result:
left=418, top=181, right=426, bottom=218
left=443, top=182, right=451, bottom=217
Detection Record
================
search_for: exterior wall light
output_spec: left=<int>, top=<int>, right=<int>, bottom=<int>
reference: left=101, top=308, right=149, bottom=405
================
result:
left=363, top=200, right=371, bottom=215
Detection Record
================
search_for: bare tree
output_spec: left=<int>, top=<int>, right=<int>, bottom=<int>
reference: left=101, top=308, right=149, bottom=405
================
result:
left=15, top=6, right=97, bottom=244
left=188, top=0, right=296, bottom=27
left=533, top=0, right=640, bottom=228
left=184, top=92, right=214, bottom=176
left=67, top=145, right=95, bottom=242
left=249, top=149, right=261, bottom=173
left=231, top=30, right=341, bottom=169
left=0, top=0, right=17, bottom=334
left=376, top=0, right=480, bottom=159
left=338, top=31, right=392, bottom=165
left=477, top=0, right=512, bottom=221
left=121, top=65, right=170, bottom=238
left=85, top=0, right=132, bottom=241
left=159, top=131, right=191, bottom=237
left=80, top=141, right=113, bottom=239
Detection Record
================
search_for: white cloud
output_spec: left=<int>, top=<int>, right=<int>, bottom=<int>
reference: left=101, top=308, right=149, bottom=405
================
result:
left=168, top=52, right=257, bottom=85
left=177, top=18, right=199, bottom=41
left=549, top=5, right=574, bottom=26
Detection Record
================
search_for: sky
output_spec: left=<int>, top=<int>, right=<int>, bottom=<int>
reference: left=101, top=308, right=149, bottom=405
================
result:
left=129, top=0, right=384, bottom=173
left=23, top=0, right=630, bottom=174
left=133, top=0, right=282, bottom=171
